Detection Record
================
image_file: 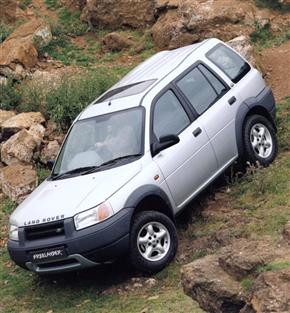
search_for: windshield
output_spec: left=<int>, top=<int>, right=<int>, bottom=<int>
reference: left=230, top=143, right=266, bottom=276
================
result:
left=52, top=107, right=144, bottom=176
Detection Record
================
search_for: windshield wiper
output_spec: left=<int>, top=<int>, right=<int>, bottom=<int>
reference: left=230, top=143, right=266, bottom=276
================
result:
left=51, top=154, right=142, bottom=179
left=83, top=154, right=142, bottom=175
left=51, top=166, right=97, bottom=180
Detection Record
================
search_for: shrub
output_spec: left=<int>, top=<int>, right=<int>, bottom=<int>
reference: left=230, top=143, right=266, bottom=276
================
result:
left=19, top=0, right=32, bottom=10
left=255, top=0, right=290, bottom=11
left=46, top=70, right=119, bottom=129
left=58, top=8, right=87, bottom=37
left=44, top=0, right=59, bottom=9
left=250, top=21, right=272, bottom=45
left=0, top=23, right=13, bottom=43
left=0, top=79, right=21, bottom=110
left=18, top=81, right=46, bottom=112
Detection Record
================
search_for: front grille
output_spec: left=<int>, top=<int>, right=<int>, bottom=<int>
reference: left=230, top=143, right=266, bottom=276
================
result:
left=25, top=221, right=65, bottom=241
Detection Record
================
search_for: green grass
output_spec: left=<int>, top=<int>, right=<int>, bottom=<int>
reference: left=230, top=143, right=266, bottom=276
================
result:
left=57, top=8, right=87, bottom=37
left=36, top=167, right=51, bottom=184
left=257, top=261, right=290, bottom=273
left=230, top=100, right=290, bottom=238
left=241, top=278, right=254, bottom=292
left=250, top=21, right=290, bottom=49
left=255, top=0, right=290, bottom=11
left=44, top=0, right=59, bottom=10
left=0, top=196, right=204, bottom=313
left=40, top=34, right=95, bottom=66
left=19, top=0, right=32, bottom=10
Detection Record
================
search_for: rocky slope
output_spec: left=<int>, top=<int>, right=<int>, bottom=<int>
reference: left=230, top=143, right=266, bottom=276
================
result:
left=0, top=1, right=290, bottom=312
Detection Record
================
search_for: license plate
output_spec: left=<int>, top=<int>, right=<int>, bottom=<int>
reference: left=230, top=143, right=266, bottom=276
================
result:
left=29, top=246, right=67, bottom=264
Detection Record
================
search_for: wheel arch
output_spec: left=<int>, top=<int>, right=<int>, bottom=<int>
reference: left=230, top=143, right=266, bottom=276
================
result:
left=235, top=87, right=276, bottom=158
left=124, top=185, right=175, bottom=227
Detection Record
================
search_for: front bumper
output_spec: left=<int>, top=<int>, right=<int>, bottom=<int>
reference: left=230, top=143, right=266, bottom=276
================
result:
left=7, top=208, right=132, bottom=274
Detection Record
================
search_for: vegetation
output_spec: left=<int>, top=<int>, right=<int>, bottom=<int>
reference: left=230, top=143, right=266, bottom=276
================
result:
left=0, top=23, right=14, bottom=43
left=250, top=21, right=290, bottom=49
left=0, top=78, right=21, bottom=110
left=44, top=0, right=59, bottom=10
left=19, top=0, right=32, bottom=10
left=0, top=1, right=290, bottom=311
left=57, top=8, right=87, bottom=37
left=255, top=0, right=290, bottom=11
left=0, top=97, right=289, bottom=312
left=257, top=261, right=290, bottom=273
left=241, top=278, right=254, bottom=292
left=45, top=70, right=120, bottom=129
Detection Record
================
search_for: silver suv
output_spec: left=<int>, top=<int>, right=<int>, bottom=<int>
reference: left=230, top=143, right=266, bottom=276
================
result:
left=8, top=38, right=277, bottom=274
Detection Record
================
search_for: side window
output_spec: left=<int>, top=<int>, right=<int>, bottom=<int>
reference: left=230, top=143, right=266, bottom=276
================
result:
left=206, top=44, right=250, bottom=83
left=153, top=90, right=190, bottom=139
left=176, top=67, right=217, bottom=115
left=198, top=64, right=228, bottom=97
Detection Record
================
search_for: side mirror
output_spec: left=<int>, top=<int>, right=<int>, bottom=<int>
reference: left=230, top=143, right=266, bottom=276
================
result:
left=152, top=134, right=180, bottom=156
left=47, top=160, right=55, bottom=170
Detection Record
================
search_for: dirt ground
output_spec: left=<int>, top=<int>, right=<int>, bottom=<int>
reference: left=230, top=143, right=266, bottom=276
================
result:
left=260, top=40, right=290, bottom=101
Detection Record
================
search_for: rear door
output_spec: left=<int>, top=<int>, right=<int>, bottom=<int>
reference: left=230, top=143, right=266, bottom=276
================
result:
left=151, top=88, right=217, bottom=209
left=203, top=44, right=252, bottom=168
left=175, top=60, right=242, bottom=170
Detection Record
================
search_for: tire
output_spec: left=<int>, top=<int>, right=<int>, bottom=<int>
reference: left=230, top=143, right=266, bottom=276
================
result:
left=243, top=114, right=277, bottom=166
left=130, top=211, right=178, bottom=274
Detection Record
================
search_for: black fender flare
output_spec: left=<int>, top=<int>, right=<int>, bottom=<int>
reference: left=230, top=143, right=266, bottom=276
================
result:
left=235, top=87, right=276, bottom=157
left=124, top=184, right=175, bottom=221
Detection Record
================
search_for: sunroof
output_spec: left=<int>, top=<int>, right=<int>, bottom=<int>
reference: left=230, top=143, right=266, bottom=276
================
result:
left=95, top=79, right=156, bottom=104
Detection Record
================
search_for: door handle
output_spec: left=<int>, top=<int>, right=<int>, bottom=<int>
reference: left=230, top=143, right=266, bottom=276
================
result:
left=193, top=127, right=202, bottom=137
left=228, top=96, right=237, bottom=105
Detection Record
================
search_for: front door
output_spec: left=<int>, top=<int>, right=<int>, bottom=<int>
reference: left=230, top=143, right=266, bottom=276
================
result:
left=151, top=89, right=217, bottom=209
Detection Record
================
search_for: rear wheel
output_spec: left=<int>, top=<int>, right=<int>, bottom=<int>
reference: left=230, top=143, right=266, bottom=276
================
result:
left=243, top=114, right=277, bottom=166
left=130, top=211, right=178, bottom=273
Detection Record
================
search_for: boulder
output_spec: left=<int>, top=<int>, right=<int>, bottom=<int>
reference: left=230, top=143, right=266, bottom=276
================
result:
left=151, top=0, right=255, bottom=50
left=81, top=0, right=156, bottom=29
left=227, top=36, right=258, bottom=67
left=102, top=32, right=134, bottom=51
left=1, top=129, right=38, bottom=165
left=0, top=0, right=26, bottom=23
left=28, top=124, right=46, bottom=147
left=250, top=268, right=290, bottom=313
left=0, top=20, right=52, bottom=71
left=0, top=110, right=16, bottom=128
left=40, top=140, right=60, bottom=163
left=218, top=239, right=276, bottom=280
left=7, top=19, right=52, bottom=50
left=181, top=254, right=247, bottom=313
left=0, top=165, right=38, bottom=203
left=0, top=40, right=38, bottom=70
left=1, top=112, right=45, bottom=139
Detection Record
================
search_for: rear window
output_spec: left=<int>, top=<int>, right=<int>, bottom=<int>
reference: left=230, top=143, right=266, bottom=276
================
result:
left=95, top=79, right=156, bottom=103
left=206, top=44, right=250, bottom=83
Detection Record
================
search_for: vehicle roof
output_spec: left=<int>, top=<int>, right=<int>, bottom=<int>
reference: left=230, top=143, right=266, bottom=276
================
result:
left=79, top=38, right=219, bottom=120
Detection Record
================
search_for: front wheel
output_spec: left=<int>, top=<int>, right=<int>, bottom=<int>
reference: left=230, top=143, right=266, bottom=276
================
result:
left=130, top=211, right=178, bottom=273
left=243, top=114, right=277, bottom=166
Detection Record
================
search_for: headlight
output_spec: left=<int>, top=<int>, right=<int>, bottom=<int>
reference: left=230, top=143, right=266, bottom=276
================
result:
left=9, top=224, right=19, bottom=241
left=74, top=202, right=113, bottom=230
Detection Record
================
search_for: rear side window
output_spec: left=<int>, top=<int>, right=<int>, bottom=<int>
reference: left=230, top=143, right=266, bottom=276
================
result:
left=177, top=66, right=224, bottom=115
left=206, top=44, right=250, bottom=83
left=153, top=90, right=190, bottom=139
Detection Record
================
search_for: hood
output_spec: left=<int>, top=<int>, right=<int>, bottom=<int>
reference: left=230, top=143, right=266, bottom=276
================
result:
left=10, top=161, right=142, bottom=227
